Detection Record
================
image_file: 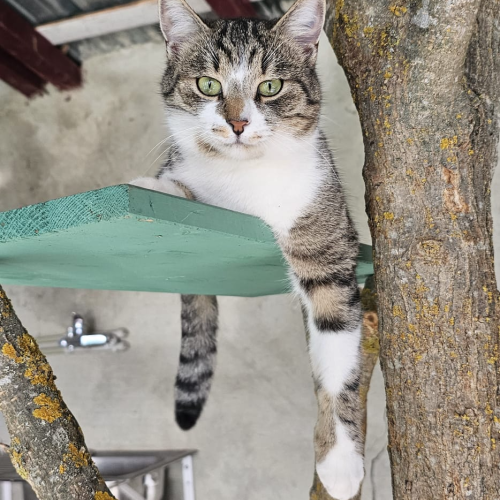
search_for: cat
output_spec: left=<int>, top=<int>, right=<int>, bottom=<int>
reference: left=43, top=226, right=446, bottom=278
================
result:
left=131, top=0, right=364, bottom=498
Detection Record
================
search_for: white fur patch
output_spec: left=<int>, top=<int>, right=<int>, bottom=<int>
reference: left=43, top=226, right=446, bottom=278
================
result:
left=292, top=279, right=362, bottom=396
left=316, top=420, right=364, bottom=500
left=166, top=132, right=324, bottom=234
left=307, top=321, right=361, bottom=396
left=230, top=60, right=247, bottom=83
left=130, top=177, right=186, bottom=198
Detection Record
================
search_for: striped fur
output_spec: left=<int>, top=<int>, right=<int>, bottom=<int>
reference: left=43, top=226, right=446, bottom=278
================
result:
left=131, top=1, right=364, bottom=498
left=176, top=295, right=218, bottom=429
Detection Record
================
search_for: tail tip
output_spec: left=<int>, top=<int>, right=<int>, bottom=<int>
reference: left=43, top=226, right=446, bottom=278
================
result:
left=175, top=406, right=202, bottom=431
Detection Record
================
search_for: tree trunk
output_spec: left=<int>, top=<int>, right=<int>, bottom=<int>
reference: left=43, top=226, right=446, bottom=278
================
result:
left=0, top=285, right=116, bottom=500
left=325, top=0, right=500, bottom=498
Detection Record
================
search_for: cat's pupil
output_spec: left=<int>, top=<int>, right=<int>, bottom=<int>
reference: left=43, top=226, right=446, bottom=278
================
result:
left=268, top=83, right=272, bottom=91
left=208, top=81, right=212, bottom=89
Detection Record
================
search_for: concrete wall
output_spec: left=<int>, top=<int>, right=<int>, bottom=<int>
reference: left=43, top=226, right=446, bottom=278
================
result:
left=0, top=30, right=498, bottom=500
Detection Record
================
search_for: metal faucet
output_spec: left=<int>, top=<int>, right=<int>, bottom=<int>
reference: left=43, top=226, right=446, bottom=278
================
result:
left=37, top=314, right=129, bottom=354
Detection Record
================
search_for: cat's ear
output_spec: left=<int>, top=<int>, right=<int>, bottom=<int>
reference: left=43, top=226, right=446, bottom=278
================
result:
left=159, top=0, right=208, bottom=54
left=274, top=0, right=326, bottom=59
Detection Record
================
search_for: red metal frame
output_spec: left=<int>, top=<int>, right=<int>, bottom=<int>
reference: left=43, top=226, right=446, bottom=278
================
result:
left=204, top=0, right=258, bottom=18
left=0, top=47, right=46, bottom=97
left=0, top=0, right=81, bottom=95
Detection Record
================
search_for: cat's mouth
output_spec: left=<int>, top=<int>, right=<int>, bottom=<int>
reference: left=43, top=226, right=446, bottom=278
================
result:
left=209, top=125, right=266, bottom=148
left=234, top=134, right=264, bottom=145
left=195, top=128, right=269, bottom=158
left=209, top=137, right=258, bottom=150
left=226, top=133, right=266, bottom=148
left=234, top=136, right=247, bottom=146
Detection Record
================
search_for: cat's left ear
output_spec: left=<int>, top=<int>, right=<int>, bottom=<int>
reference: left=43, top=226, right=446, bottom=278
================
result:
left=159, top=0, right=208, bottom=54
left=273, top=0, right=326, bottom=60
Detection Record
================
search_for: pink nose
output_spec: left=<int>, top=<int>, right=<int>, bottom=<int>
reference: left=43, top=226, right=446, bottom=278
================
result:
left=228, top=119, right=249, bottom=135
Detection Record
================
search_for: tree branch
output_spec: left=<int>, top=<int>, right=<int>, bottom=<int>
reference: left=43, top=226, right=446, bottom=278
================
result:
left=0, top=285, right=116, bottom=500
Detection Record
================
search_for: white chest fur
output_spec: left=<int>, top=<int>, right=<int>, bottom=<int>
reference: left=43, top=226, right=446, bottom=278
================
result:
left=163, top=137, right=325, bottom=235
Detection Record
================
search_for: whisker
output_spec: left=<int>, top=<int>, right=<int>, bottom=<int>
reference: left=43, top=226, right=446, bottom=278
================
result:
left=145, top=137, right=170, bottom=159
left=320, top=114, right=340, bottom=127
left=144, top=125, right=202, bottom=159
left=152, top=129, right=216, bottom=169
left=142, top=133, right=202, bottom=176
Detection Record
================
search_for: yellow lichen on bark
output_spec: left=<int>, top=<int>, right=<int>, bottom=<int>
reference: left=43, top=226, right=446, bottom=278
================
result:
left=389, top=5, right=407, bottom=16
left=10, top=450, right=28, bottom=480
left=24, top=362, right=54, bottom=387
left=2, top=333, right=55, bottom=388
left=335, top=0, right=345, bottom=22
left=95, top=493, right=115, bottom=500
left=18, top=334, right=43, bottom=361
left=32, top=394, right=62, bottom=423
left=5, top=332, right=56, bottom=388
left=440, top=136, right=458, bottom=149
left=64, top=443, right=90, bottom=468
left=2, top=343, right=21, bottom=362
left=393, top=305, right=404, bottom=318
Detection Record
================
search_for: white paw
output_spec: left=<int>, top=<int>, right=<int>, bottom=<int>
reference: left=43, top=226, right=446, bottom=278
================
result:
left=129, top=177, right=185, bottom=197
left=316, top=447, right=364, bottom=500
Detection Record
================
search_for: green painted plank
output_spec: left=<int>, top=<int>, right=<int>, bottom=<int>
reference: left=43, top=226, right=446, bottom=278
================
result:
left=0, top=185, right=373, bottom=296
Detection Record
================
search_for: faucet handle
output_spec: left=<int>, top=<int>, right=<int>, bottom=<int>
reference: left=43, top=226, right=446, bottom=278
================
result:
left=38, top=313, right=130, bottom=354
left=72, top=314, right=84, bottom=335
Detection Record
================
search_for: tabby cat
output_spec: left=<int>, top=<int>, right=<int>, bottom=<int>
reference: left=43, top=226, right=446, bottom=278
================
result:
left=132, top=0, right=364, bottom=497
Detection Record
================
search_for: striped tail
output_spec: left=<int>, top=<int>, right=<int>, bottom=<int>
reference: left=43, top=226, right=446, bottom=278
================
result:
left=175, top=294, right=218, bottom=430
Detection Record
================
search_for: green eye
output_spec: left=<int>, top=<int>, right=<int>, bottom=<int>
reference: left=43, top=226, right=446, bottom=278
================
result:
left=258, top=79, right=282, bottom=97
left=197, top=77, right=222, bottom=96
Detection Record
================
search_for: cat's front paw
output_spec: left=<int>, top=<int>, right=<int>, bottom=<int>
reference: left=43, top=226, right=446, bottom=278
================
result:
left=129, top=177, right=184, bottom=197
left=316, top=447, right=364, bottom=500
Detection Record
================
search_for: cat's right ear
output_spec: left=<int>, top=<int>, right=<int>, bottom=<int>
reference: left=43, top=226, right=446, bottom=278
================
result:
left=273, top=0, right=326, bottom=60
left=159, top=0, right=208, bottom=55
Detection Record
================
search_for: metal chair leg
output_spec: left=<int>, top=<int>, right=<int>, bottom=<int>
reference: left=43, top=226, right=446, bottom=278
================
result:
left=1, top=482, right=13, bottom=500
left=181, top=456, right=195, bottom=500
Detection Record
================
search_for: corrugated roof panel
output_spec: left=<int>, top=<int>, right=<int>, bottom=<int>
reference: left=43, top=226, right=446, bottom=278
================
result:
left=4, top=0, right=77, bottom=23
left=69, top=0, right=136, bottom=14
left=4, top=0, right=138, bottom=24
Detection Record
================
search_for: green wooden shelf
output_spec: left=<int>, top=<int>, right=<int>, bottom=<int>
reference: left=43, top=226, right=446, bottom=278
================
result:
left=0, top=185, right=373, bottom=297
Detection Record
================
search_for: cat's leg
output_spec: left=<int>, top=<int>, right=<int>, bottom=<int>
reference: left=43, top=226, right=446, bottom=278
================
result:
left=295, top=274, right=364, bottom=500
left=129, top=176, right=190, bottom=198
left=310, top=322, right=364, bottom=499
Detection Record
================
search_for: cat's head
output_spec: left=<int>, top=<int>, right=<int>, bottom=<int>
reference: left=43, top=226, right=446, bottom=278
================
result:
left=159, top=0, right=325, bottom=160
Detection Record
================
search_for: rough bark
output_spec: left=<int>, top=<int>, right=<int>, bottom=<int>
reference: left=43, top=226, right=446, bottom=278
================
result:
left=326, top=0, right=500, bottom=498
left=311, top=277, right=380, bottom=499
left=0, top=285, right=116, bottom=500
